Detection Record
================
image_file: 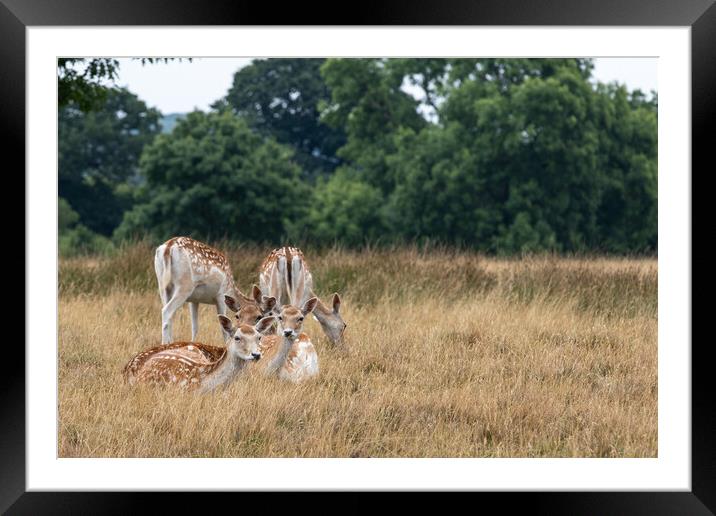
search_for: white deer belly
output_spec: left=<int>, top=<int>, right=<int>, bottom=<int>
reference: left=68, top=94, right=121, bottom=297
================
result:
left=187, top=283, right=221, bottom=303
left=185, top=265, right=228, bottom=303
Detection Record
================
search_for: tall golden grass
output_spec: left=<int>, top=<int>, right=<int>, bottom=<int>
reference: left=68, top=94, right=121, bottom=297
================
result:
left=59, top=244, right=657, bottom=457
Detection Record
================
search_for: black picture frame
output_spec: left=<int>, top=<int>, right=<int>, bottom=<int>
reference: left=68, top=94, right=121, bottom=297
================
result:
left=4, top=0, right=710, bottom=512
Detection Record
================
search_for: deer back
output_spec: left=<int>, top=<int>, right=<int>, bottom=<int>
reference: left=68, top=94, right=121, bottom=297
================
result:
left=259, top=247, right=314, bottom=307
left=160, top=237, right=237, bottom=295
left=123, top=342, right=226, bottom=386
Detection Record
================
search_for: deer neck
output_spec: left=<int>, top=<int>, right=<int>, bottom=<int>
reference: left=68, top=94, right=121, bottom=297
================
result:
left=311, top=297, right=333, bottom=327
left=225, top=273, right=240, bottom=299
left=199, top=350, right=247, bottom=393
left=266, top=335, right=293, bottom=375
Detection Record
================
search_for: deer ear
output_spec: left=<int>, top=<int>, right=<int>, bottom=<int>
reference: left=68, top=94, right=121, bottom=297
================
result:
left=302, top=297, right=318, bottom=315
left=218, top=315, right=234, bottom=334
left=255, top=316, right=276, bottom=334
left=262, top=295, right=277, bottom=313
left=225, top=295, right=240, bottom=313
left=251, top=285, right=262, bottom=304
left=332, top=293, right=341, bottom=314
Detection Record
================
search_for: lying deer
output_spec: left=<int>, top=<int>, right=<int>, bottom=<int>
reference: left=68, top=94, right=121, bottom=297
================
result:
left=259, top=246, right=346, bottom=345
left=123, top=315, right=276, bottom=392
left=254, top=298, right=320, bottom=383
left=154, top=236, right=274, bottom=344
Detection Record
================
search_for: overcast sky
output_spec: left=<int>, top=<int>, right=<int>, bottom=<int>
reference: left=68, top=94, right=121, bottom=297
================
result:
left=113, top=57, right=657, bottom=115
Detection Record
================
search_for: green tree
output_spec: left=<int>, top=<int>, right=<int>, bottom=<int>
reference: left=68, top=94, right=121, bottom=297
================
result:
left=59, top=87, right=162, bottom=235
left=58, top=58, right=120, bottom=112
left=220, top=58, right=346, bottom=179
left=374, top=58, right=658, bottom=253
left=385, top=125, right=499, bottom=246
left=58, top=197, right=112, bottom=256
left=60, top=57, right=657, bottom=254
left=58, top=197, right=80, bottom=233
left=58, top=58, right=184, bottom=112
left=384, top=58, right=452, bottom=117
left=298, top=168, right=387, bottom=246
left=115, top=111, right=309, bottom=243
left=431, top=62, right=606, bottom=252
left=593, top=84, right=657, bottom=251
left=448, top=58, right=593, bottom=90
left=497, top=67, right=602, bottom=251
left=319, top=59, right=427, bottom=193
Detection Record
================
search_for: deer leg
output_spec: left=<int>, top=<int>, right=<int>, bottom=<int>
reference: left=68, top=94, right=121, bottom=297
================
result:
left=161, top=285, right=192, bottom=344
left=158, top=283, right=169, bottom=307
left=189, top=302, right=200, bottom=341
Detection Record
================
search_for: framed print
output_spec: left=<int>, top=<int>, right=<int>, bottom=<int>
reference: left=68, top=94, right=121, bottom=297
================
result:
left=5, top=0, right=712, bottom=512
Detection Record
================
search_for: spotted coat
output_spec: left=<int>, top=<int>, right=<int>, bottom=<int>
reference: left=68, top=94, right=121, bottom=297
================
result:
left=259, top=246, right=346, bottom=345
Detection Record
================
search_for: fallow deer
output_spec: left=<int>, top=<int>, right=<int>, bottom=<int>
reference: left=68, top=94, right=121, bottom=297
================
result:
left=255, top=298, right=320, bottom=382
left=224, top=292, right=277, bottom=329
left=154, top=236, right=274, bottom=343
left=259, top=246, right=346, bottom=345
left=123, top=315, right=276, bottom=392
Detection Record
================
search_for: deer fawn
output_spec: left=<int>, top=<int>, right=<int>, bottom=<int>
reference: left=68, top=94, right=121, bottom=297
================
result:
left=224, top=291, right=277, bottom=329
left=255, top=298, right=320, bottom=382
left=259, top=246, right=346, bottom=345
left=123, top=315, right=276, bottom=392
left=154, top=236, right=273, bottom=344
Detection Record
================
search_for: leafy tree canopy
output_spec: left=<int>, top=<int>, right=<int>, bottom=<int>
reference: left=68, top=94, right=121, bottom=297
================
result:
left=59, top=58, right=658, bottom=255
left=115, top=111, right=310, bottom=243
left=58, top=58, right=185, bottom=112
left=378, top=59, right=656, bottom=253
left=59, top=87, right=162, bottom=235
left=58, top=58, right=120, bottom=112
left=219, top=58, right=346, bottom=180
left=298, top=168, right=387, bottom=246
left=319, top=58, right=427, bottom=193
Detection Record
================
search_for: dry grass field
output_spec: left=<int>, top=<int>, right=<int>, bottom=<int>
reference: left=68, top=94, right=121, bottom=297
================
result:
left=58, top=243, right=657, bottom=457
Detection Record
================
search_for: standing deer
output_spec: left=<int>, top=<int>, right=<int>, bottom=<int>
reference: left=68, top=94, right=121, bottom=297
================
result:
left=154, top=236, right=274, bottom=344
left=259, top=246, right=346, bottom=345
left=254, top=298, right=320, bottom=382
left=123, top=315, right=276, bottom=392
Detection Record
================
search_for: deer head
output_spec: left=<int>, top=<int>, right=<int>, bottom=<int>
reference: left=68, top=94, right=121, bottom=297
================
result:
left=313, top=293, right=347, bottom=345
left=226, top=285, right=277, bottom=326
left=276, top=297, right=318, bottom=340
left=218, top=314, right=276, bottom=361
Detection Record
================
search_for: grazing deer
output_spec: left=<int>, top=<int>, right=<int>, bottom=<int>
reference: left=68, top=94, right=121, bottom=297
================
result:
left=259, top=246, right=346, bottom=345
left=154, top=236, right=274, bottom=344
left=255, top=298, right=320, bottom=382
left=123, top=315, right=276, bottom=392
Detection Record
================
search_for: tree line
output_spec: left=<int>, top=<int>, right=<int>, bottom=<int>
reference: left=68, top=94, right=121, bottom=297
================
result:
left=59, top=58, right=657, bottom=255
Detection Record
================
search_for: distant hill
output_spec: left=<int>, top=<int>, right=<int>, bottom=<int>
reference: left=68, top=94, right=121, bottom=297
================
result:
left=160, top=113, right=186, bottom=134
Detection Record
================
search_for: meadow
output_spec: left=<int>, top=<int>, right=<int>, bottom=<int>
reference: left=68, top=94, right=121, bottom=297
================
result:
left=58, top=243, right=657, bottom=457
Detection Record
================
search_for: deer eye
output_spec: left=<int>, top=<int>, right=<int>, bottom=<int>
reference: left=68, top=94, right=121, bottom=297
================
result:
left=278, top=316, right=283, bottom=321
left=299, top=317, right=304, bottom=322
left=234, top=336, right=241, bottom=341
